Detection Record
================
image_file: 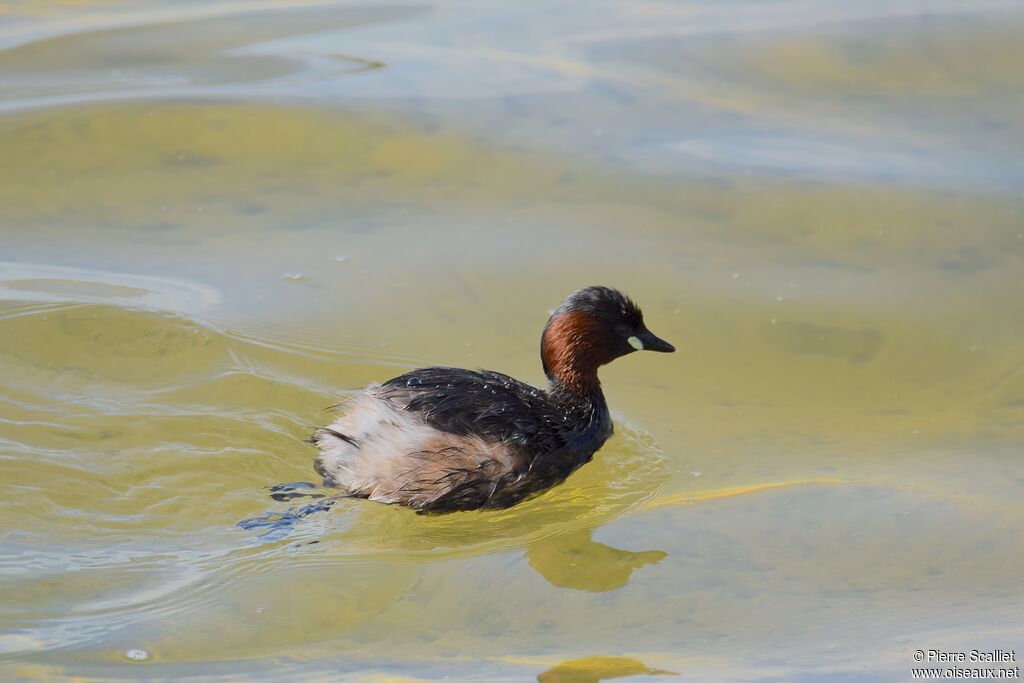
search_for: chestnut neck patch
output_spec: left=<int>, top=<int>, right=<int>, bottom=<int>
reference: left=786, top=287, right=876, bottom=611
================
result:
left=541, top=310, right=608, bottom=394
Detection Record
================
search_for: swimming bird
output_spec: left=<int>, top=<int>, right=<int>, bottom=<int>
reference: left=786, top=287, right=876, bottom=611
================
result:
left=313, top=286, right=674, bottom=513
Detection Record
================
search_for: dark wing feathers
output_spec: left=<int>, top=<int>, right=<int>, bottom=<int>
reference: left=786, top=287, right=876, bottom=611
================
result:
left=379, top=367, right=566, bottom=450
left=375, top=366, right=613, bottom=512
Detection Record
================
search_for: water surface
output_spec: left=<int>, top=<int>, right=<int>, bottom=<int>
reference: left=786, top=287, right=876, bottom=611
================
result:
left=1, top=1, right=1022, bottom=681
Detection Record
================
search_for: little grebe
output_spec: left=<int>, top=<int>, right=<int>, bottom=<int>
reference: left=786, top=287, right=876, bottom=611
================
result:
left=313, top=286, right=674, bottom=513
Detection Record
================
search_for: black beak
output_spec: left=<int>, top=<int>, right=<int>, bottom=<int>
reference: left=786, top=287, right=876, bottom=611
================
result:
left=636, top=327, right=675, bottom=353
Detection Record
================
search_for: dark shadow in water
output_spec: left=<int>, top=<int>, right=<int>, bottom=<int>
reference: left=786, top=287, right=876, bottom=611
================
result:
left=537, top=656, right=676, bottom=682
left=268, top=481, right=324, bottom=502
left=236, top=500, right=333, bottom=542
left=236, top=482, right=336, bottom=543
left=526, top=529, right=667, bottom=592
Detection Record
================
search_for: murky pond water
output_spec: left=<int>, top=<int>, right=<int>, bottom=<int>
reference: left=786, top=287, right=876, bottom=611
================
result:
left=1, top=1, right=1022, bottom=681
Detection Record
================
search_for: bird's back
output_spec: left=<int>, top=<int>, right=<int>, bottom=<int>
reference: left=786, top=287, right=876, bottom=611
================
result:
left=314, top=367, right=610, bottom=512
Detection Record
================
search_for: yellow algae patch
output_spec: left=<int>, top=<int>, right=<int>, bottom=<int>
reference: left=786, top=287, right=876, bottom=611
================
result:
left=538, top=656, right=676, bottom=682
left=0, top=101, right=569, bottom=228
left=649, top=479, right=843, bottom=510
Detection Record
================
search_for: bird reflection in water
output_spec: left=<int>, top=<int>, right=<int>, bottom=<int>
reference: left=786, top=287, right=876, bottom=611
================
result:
left=239, top=493, right=666, bottom=591
left=526, top=528, right=666, bottom=592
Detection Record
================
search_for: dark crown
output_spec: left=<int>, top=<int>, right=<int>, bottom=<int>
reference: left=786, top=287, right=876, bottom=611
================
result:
left=555, top=286, right=643, bottom=327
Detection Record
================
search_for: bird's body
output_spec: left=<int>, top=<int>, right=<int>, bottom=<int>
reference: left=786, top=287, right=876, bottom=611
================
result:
left=314, top=286, right=673, bottom=513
